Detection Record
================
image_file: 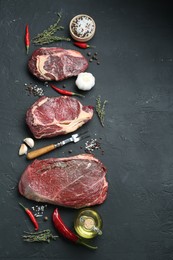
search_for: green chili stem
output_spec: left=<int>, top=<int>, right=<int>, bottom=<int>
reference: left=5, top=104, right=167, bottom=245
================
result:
left=19, top=202, right=26, bottom=210
left=78, top=239, right=98, bottom=249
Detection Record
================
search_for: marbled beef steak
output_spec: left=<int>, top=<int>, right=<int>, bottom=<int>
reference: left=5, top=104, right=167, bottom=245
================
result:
left=26, top=96, right=93, bottom=139
left=28, top=47, right=88, bottom=81
left=18, top=154, right=108, bottom=209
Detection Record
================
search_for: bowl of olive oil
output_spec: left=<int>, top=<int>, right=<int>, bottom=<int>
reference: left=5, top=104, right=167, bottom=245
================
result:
left=74, top=208, right=103, bottom=239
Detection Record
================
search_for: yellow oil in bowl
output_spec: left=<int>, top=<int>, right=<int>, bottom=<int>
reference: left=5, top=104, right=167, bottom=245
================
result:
left=74, top=208, right=103, bottom=239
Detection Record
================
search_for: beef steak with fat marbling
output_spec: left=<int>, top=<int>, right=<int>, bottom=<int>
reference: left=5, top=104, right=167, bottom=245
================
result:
left=28, top=47, right=88, bottom=81
left=26, top=96, right=93, bottom=139
left=18, top=154, right=108, bottom=209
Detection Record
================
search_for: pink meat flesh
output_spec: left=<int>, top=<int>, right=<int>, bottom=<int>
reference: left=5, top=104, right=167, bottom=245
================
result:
left=18, top=154, right=108, bottom=209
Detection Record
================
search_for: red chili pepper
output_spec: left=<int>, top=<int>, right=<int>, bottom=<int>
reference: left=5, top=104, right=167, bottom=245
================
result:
left=25, top=24, right=30, bottom=55
left=19, top=203, right=39, bottom=231
left=73, top=42, right=95, bottom=49
left=52, top=208, right=97, bottom=249
left=50, top=84, right=85, bottom=97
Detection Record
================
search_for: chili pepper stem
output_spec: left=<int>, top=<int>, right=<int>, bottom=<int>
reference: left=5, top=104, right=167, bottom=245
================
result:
left=19, top=202, right=27, bottom=210
left=26, top=46, right=29, bottom=55
left=87, top=44, right=95, bottom=48
left=78, top=239, right=98, bottom=249
left=72, top=93, right=85, bottom=98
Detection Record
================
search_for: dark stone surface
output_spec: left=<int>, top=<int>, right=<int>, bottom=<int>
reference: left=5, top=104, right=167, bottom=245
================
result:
left=0, top=0, right=173, bottom=259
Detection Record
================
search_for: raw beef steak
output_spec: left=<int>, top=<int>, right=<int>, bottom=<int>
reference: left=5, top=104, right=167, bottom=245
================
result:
left=18, top=154, right=108, bottom=209
left=26, top=96, right=93, bottom=139
left=28, top=47, right=88, bottom=81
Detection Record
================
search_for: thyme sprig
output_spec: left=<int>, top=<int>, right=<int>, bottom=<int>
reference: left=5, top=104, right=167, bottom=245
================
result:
left=96, top=96, right=108, bottom=127
left=32, top=12, right=71, bottom=45
left=22, top=229, right=58, bottom=243
left=33, top=36, right=71, bottom=45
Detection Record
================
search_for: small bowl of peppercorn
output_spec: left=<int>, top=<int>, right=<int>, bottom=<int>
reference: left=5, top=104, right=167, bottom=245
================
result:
left=69, top=14, right=96, bottom=42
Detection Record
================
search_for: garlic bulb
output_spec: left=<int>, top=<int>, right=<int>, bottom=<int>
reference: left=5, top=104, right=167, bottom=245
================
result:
left=23, top=137, right=35, bottom=148
left=19, top=143, right=28, bottom=155
left=75, top=72, right=95, bottom=91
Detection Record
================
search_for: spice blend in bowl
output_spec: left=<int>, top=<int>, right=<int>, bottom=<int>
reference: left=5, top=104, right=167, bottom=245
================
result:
left=69, top=14, right=96, bottom=42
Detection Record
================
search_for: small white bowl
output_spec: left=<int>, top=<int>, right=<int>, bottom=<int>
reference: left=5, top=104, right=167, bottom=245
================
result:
left=69, top=14, right=96, bottom=42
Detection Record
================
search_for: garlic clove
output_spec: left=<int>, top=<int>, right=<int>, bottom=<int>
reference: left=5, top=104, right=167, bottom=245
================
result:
left=19, top=143, right=28, bottom=155
left=23, top=137, right=35, bottom=148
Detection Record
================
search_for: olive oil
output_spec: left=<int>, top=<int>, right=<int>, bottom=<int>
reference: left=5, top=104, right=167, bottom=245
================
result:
left=74, top=208, right=103, bottom=239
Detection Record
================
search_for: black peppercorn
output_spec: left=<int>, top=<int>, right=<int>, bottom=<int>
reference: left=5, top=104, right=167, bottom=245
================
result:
left=44, top=216, right=48, bottom=221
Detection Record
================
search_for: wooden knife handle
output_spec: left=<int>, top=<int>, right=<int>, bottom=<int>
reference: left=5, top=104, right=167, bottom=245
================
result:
left=27, top=144, right=56, bottom=160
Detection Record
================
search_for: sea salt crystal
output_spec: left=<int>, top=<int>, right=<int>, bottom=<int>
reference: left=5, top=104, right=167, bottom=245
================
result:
left=32, top=204, right=47, bottom=218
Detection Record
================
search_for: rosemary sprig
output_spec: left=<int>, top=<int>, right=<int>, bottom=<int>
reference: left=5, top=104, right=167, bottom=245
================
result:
left=33, top=36, right=71, bottom=45
left=96, top=96, right=108, bottom=127
left=22, top=229, right=58, bottom=243
left=32, top=12, right=71, bottom=45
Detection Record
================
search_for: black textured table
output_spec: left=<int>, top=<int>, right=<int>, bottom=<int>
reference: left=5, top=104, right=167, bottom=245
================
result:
left=0, top=0, right=173, bottom=259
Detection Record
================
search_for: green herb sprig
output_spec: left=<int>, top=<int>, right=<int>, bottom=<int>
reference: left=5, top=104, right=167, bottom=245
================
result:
left=96, top=96, right=108, bottom=127
left=22, top=229, right=58, bottom=243
left=32, top=12, right=71, bottom=45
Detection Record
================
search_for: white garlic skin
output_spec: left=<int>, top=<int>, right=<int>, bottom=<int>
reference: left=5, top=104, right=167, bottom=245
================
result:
left=23, top=137, right=35, bottom=148
left=19, top=143, right=28, bottom=155
left=75, top=72, right=95, bottom=91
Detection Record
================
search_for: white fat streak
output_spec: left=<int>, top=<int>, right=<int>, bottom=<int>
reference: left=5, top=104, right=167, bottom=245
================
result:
left=36, top=55, right=51, bottom=80
left=31, top=97, right=48, bottom=117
